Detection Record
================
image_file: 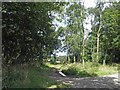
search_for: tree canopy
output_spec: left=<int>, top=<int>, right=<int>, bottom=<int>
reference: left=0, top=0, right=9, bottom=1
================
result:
left=2, top=1, right=120, bottom=66
left=2, top=2, right=61, bottom=65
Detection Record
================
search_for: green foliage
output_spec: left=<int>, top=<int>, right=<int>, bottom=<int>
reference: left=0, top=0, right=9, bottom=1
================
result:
left=60, top=62, right=118, bottom=77
left=2, top=2, right=60, bottom=65
left=101, top=2, right=120, bottom=63
left=2, top=63, right=68, bottom=88
left=85, top=2, right=120, bottom=64
left=56, top=56, right=67, bottom=64
left=63, top=66, right=78, bottom=75
left=58, top=2, right=86, bottom=63
left=2, top=2, right=120, bottom=88
left=62, top=63, right=97, bottom=77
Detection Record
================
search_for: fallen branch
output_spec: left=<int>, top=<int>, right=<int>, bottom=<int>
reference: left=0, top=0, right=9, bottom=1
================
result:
left=58, top=70, right=66, bottom=77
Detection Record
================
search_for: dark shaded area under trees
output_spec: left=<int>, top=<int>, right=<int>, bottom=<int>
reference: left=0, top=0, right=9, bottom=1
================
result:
left=2, top=2, right=62, bottom=66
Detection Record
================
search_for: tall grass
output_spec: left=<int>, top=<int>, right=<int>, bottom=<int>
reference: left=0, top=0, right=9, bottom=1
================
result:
left=2, top=62, right=68, bottom=88
left=47, top=62, right=118, bottom=77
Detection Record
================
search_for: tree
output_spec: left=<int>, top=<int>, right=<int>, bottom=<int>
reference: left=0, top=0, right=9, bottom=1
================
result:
left=101, top=2, right=120, bottom=64
left=87, top=2, right=105, bottom=64
left=87, top=2, right=120, bottom=64
left=2, top=2, right=60, bottom=65
left=57, top=2, right=86, bottom=66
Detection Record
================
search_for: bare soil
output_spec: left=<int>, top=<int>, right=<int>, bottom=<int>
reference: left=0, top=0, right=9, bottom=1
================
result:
left=49, top=68, right=120, bottom=88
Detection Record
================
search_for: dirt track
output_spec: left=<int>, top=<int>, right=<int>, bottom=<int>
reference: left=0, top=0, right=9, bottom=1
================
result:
left=49, top=69, right=120, bottom=88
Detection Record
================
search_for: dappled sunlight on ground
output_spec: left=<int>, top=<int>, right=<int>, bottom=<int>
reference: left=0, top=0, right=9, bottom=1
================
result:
left=49, top=68, right=119, bottom=88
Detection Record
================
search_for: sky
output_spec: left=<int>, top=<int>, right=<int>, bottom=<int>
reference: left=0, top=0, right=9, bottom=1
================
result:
left=84, top=0, right=96, bottom=8
left=84, top=0, right=96, bottom=39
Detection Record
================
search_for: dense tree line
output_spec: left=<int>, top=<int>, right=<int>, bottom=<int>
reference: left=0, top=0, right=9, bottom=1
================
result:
left=2, top=2, right=120, bottom=66
left=86, top=2, right=120, bottom=64
left=56, top=2, right=120, bottom=65
left=2, top=2, right=62, bottom=65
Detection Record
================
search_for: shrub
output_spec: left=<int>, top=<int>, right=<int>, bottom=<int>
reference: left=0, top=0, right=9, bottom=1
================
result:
left=62, top=67, right=78, bottom=75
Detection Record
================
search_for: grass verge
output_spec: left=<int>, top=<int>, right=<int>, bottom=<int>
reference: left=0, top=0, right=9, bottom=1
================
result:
left=46, top=62, right=118, bottom=77
left=2, top=62, right=68, bottom=88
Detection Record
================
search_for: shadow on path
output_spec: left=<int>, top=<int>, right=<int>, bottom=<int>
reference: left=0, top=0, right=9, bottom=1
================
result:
left=49, top=68, right=120, bottom=88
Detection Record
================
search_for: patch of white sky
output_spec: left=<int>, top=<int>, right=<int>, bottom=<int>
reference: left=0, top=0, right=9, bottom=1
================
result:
left=83, top=0, right=96, bottom=39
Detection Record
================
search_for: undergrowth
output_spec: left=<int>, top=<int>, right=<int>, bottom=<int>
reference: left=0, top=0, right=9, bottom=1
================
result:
left=2, top=62, right=68, bottom=88
left=46, top=62, right=118, bottom=77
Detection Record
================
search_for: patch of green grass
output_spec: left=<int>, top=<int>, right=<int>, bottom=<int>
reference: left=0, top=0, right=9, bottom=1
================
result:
left=3, top=62, right=68, bottom=88
left=61, top=63, right=98, bottom=77
left=94, top=65, right=118, bottom=76
left=46, top=62, right=118, bottom=77
left=45, top=62, right=63, bottom=69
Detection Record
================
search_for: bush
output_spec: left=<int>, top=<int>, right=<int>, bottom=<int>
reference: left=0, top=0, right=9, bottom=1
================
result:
left=3, top=67, right=25, bottom=88
left=78, top=70, right=97, bottom=77
left=62, top=67, right=78, bottom=75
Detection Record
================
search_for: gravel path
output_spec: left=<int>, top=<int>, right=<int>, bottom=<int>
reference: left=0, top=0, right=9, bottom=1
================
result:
left=49, top=69, right=120, bottom=88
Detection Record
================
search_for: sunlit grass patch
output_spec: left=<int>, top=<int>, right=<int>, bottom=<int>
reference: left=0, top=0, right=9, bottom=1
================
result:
left=45, top=62, right=63, bottom=69
left=50, top=62, right=119, bottom=77
left=48, top=83, right=69, bottom=89
left=94, top=65, right=118, bottom=76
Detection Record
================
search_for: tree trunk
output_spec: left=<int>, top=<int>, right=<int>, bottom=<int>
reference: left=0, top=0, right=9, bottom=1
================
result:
left=74, top=55, right=76, bottom=63
left=66, top=53, right=70, bottom=63
left=96, top=19, right=102, bottom=62
left=82, top=38, right=85, bottom=67
left=66, top=55, right=68, bottom=63
left=103, top=51, right=107, bottom=66
left=96, top=33, right=100, bottom=62
left=81, top=9, right=85, bottom=67
left=39, top=43, right=43, bottom=65
left=96, top=3, right=102, bottom=63
left=92, top=46, right=95, bottom=63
